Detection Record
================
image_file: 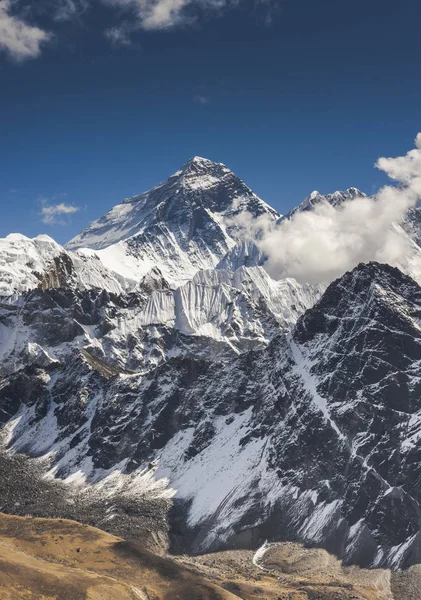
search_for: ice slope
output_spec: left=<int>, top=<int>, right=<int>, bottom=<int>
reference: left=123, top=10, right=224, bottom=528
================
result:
left=97, top=266, right=320, bottom=370
left=0, top=262, right=319, bottom=380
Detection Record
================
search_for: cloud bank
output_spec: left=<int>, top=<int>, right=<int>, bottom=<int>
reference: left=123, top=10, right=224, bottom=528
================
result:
left=231, top=134, right=421, bottom=284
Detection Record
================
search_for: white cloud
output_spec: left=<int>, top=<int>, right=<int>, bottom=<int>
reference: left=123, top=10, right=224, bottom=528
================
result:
left=1, top=0, right=269, bottom=60
left=40, top=199, right=81, bottom=225
left=0, top=0, right=51, bottom=61
left=229, top=134, right=421, bottom=285
left=100, top=0, right=235, bottom=32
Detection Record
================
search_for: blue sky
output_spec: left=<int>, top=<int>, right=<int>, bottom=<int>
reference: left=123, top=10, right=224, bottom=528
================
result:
left=1, top=0, right=421, bottom=244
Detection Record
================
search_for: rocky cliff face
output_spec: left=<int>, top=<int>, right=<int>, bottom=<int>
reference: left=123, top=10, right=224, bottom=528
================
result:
left=1, top=158, right=421, bottom=570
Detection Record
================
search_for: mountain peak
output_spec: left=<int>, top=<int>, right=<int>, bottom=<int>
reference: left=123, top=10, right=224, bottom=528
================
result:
left=344, top=186, right=365, bottom=197
left=178, top=156, right=228, bottom=177
left=166, top=156, right=230, bottom=185
left=66, top=156, right=279, bottom=285
left=185, top=155, right=213, bottom=165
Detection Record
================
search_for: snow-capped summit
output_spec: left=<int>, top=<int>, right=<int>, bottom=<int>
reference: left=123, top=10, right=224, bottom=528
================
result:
left=67, top=157, right=279, bottom=287
left=177, top=155, right=226, bottom=173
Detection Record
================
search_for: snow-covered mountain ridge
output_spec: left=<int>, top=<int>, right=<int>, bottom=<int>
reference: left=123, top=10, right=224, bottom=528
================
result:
left=2, top=157, right=421, bottom=570
left=281, top=186, right=367, bottom=220
left=3, top=261, right=421, bottom=569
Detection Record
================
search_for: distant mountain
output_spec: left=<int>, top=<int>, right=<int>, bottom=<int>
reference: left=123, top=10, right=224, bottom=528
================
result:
left=281, top=187, right=366, bottom=221
left=281, top=186, right=421, bottom=286
left=67, top=157, right=279, bottom=288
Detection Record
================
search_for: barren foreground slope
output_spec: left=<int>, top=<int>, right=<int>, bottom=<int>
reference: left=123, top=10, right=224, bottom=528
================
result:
left=0, top=513, right=236, bottom=600
left=0, top=512, right=419, bottom=599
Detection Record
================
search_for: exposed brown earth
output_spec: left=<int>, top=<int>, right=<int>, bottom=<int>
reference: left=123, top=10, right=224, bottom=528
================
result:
left=0, top=513, right=237, bottom=600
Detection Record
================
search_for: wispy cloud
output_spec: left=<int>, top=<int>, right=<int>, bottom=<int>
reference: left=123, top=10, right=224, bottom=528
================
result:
left=101, top=0, right=240, bottom=31
left=52, top=0, right=90, bottom=21
left=0, top=0, right=51, bottom=61
left=39, top=197, right=81, bottom=225
left=193, top=94, right=210, bottom=105
left=104, top=24, right=133, bottom=46
left=1, top=0, right=271, bottom=61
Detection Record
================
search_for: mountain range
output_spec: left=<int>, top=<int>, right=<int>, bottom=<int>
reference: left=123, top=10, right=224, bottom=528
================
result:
left=1, top=157, right=421, bottom=573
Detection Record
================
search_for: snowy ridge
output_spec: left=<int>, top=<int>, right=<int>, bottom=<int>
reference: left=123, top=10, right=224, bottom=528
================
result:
left=0, top=233, right=126, bottom=298
left=0, top=234, right=73, bottom=298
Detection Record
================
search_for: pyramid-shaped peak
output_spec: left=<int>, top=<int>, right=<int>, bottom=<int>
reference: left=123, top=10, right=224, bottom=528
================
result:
left=67, top=154, right=280, bottom=255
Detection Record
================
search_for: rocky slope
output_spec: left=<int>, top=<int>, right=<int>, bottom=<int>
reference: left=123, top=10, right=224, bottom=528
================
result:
left=2, top=262, right=421, bottom=569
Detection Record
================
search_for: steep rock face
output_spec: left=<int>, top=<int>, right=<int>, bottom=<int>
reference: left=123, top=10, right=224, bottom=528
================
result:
left=2, top=263, right=421, bottom=568
left=67, top=157, right=279, bottom=287
left=293, top=263, right=421, bottom=567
